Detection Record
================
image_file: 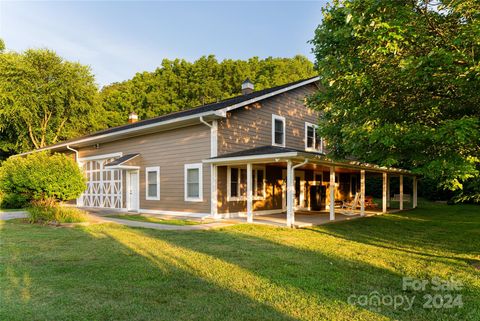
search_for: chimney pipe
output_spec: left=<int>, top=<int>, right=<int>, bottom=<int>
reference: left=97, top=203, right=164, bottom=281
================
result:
left=241, top=78, right=254, bottom=95
left=128, top=111, right=138, bottom=124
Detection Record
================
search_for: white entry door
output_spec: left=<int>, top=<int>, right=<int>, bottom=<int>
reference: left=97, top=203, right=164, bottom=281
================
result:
left=127, top=171, right=139, bottom=211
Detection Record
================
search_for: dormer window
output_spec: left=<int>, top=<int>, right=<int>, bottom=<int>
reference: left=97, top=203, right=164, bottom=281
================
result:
left=272, top=114, right=286, bottom=147
left=305, top=122, right=324, bottom=152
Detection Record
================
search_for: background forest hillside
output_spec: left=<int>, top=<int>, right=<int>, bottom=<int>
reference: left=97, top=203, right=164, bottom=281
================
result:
left=0, top=42, right=315, bottom=156
left=100, top=55, right=316, bottom=127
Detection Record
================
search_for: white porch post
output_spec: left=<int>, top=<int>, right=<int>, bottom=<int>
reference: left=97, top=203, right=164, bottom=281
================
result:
left=413, top=176, right=417, bottom=208
left=386, top=175, right=390, bottom=208
left=382, top=172, right=387, bottom=213
left=210, top=164, right=218, bottom=219
left=286, top=160, right=294, bottom=227
left=399, top=175, right=404, bottom=210
left=329, top=166, right=335, bottom=221
left=360, top=170, right=365, bottom=216
left=247, top=163, right=253, bottom=223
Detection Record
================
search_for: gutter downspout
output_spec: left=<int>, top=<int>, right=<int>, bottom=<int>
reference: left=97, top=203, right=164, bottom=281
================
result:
left=292, top=159, right=309, bottom=171
left=66, top=145, right=79, bottom=165
left=287, top=158, right=309, bottom=228
left=199, top=116, right=219, bottom=219
left=199, top=116, right=212, bottom=128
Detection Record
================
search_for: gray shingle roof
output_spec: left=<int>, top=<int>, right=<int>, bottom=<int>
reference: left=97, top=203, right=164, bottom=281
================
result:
left=210, top=146, right=323, bottom=159
left=87, top=76, right=318, bottom=138
left=104, top=153, right=139, bottom=167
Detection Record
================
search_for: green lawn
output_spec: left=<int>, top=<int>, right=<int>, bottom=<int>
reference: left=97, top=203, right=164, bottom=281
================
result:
left=1, top=201, right=479, bottom=320
left=105, top=214, right=201, bottom=226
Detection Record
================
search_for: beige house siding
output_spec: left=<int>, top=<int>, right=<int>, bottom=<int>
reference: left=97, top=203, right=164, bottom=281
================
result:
left=218, top=83, right=319, bottom=155
left=78, top=124, right=211, bottom=214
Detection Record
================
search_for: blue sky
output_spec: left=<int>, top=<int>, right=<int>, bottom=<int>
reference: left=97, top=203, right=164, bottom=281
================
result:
left=0, top=1, right=327, bottom=86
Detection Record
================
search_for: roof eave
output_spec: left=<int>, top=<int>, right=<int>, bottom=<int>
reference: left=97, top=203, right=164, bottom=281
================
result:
left=204, top=151, right=414, bottom=175
left=17, top=110, right=225, bottom=156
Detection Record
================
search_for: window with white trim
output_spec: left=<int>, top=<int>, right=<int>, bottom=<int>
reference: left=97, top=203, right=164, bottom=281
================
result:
left=145, top=167, right=160, bottom=200
left=272, top=114, right=286, bottom=147
left=227, top=166, right=266, bottom=201
left=184, top=163, right=203, bottom=202
left=305, top=122, right=324, bottom=152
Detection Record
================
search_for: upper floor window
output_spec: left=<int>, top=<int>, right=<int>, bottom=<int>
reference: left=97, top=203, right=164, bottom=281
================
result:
left=227, top=166, right=266, bottom=201
left=272, top=114, right=286, bottom=147
left=184, top=163, right=203, bottom=202
left=145, top=167, right=160, bottom=200
left=305, top=122, right=324, bottom=152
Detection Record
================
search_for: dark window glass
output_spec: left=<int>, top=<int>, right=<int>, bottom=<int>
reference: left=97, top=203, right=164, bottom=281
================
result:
left=307, top=125, right=314, bottom=148
left=230, top=168, right=238, bottom=197
left=274, top=118, right=284, bottom=145
left=147, top=171, right=157, bottom=198
left=256, top=170, right=264, bottom=197
left=187, top=168, right=200, bottom=198
left=240, top=169, right=247, bottom=196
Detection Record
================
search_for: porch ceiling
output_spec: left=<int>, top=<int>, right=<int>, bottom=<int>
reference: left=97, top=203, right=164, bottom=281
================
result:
left=204, top=145, right=416, bottom=176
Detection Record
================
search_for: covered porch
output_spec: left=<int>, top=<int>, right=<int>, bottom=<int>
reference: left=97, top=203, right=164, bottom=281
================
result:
left=227, top=211, right=379, bottom=228
left=205, top=146, right=418, bottom=228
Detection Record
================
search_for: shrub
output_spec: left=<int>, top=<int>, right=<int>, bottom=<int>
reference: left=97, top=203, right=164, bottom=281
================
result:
left=28, top=199, right=87, bottom=224
left=1, top=193, right=28, bottom=209
left=0, top=152, right=86, bottom=204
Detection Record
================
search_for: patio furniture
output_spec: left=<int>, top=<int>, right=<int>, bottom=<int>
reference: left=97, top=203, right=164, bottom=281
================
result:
left=341, top=193, right=360, bottom=216
left=391, top=194, right=411, bottom=202
left=365, top=196, right=378, bottom=209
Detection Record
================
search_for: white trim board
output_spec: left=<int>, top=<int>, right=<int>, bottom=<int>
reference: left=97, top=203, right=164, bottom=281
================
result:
left=78, top=152, right=123, bottom=162
left=222, top=77, right=320, bottom=113
left=304, top=122, right=323, bottom=153
left=184, top=163, right=204, bottom=202
left=77, top=206, right=210, bottom=219
left=204, top=152, right=299, bottom=164
left=145, top=166, right=160, bottom=201
left=272, top=114, right=286, bottom=147
left=139, top=209, right=210, bottom=218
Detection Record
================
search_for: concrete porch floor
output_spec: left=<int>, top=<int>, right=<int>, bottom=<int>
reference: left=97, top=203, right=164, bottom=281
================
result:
left=227, top=209, right=400, bottom=228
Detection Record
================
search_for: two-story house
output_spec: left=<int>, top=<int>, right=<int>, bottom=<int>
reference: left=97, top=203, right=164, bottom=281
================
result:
left=21, top=77, right=418, bottom=227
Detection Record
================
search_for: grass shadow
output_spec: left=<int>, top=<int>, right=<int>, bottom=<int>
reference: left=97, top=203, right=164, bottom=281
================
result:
left=0, top=221, right=300, bottom=321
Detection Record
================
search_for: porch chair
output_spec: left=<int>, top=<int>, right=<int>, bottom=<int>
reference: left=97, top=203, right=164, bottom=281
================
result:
left=340, top=193, right=360, bottom=216
left=365, top=196, right=378, bottom=209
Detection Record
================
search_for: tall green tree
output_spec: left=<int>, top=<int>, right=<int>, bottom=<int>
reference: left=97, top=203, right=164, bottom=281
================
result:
left=309, top=0, right=480, bottom=200
left=0, top=48, right=104, bottom=153
left=101, top=55, right=316, bottom=126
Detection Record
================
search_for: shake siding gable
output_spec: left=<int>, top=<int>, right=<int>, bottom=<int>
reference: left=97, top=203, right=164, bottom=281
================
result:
left=78, top=124, right=211, bottom=214
left=218, top=83, right=319, bottom=155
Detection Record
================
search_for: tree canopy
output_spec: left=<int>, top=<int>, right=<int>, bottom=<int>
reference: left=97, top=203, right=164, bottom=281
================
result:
left=309, top=0, right=480, bottom=200
left=100, top=55, right=316, bottom=127
left=0, top=48, right=104, bottom=153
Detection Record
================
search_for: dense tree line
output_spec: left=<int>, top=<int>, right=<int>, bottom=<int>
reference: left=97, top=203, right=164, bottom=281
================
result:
left=309, top=0, right=479, bottom=202
left=100, top=55, right=316, bottom=126
left=0, top=44, right=315, bottom=154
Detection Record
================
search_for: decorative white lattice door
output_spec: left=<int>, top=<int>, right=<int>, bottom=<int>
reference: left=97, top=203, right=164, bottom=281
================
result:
left=80, top=157, right=122, bottom=208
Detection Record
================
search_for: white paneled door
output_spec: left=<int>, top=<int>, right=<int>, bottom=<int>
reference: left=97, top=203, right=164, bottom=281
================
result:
left=126, top=171, right=139, bottom=211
